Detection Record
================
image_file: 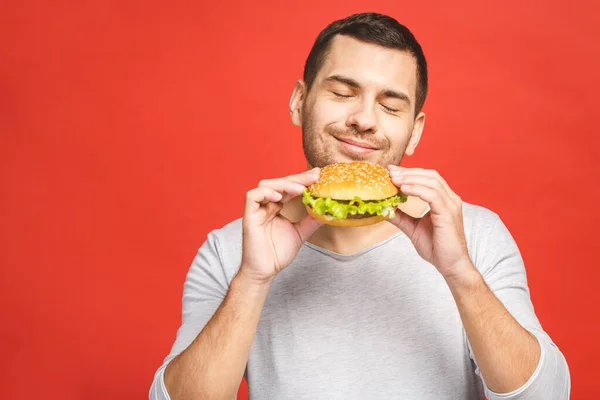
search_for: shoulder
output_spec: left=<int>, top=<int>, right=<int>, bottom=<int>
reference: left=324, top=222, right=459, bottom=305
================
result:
left=210, top=217, right=243, bottom=244
left=462, top=201, right=501, bottom=235
left=461, top=201, right=524, bottom=276
left=461, top=201, right=504, bottom=265
left=206, top=218, right=244, bottom=283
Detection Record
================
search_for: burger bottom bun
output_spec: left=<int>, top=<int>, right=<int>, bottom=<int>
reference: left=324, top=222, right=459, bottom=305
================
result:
left=305, top=204, right=388, bottom=227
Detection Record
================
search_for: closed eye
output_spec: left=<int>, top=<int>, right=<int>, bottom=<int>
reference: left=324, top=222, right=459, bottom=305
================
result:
left=332, top=91, right=353, bottom=98
left=332, top=91, right=400, bottom=113
left=381, top=104, right=400, bottom=113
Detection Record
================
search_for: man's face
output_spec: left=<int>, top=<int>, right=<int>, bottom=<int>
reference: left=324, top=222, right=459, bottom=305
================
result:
left=290, top=35, right=425, bottom=168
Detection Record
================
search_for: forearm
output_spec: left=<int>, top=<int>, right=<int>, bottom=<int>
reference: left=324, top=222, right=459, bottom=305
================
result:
left=164, top=270, right=271, bottom=400
left=446, top=262, right=541, bottom=394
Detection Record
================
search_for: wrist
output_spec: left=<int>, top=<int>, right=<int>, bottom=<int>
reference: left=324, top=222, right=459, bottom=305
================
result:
left=443, top=260, right=484, bottom=295
left=232, top=266, right=274, bottom=294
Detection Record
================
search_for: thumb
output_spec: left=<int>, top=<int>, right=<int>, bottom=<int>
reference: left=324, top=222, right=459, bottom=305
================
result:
left=293, top=213, right=324, bottom=242
left=387, top=207, right=420, bottom=238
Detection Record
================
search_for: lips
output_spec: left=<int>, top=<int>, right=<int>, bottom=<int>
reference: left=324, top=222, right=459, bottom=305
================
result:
left=336, top=137, right=378, bottom=150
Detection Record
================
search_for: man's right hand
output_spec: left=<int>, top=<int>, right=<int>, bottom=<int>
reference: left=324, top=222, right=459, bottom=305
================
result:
left=161, top=169, right=323, bottom=400
left=238, top=167, right=323, bottom=285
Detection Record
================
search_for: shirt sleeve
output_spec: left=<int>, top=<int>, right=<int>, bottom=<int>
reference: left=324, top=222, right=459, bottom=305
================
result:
left=468, top=213, right=571, bottom=400
left=149, top=231, right=233, bottom=400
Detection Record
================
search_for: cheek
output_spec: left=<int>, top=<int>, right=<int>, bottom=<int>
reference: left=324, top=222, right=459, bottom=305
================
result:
left=309, top=99, right=347, bottom=126
left=381, top=119, right=413, bottom=149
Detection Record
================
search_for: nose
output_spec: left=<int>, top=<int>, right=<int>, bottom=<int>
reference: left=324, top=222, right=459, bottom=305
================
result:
left=346, top=99, right=377, bottom=134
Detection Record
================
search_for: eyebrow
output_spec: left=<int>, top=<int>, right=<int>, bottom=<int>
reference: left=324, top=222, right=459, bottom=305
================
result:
left=324, top=74, right=411, bottom=105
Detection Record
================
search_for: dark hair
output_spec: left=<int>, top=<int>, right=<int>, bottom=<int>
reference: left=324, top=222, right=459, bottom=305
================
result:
left=303, top=12, right=428, bottom=115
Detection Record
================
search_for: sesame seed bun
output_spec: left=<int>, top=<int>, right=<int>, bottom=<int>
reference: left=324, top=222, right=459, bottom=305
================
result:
left=307, top=161, right=398, bottom=200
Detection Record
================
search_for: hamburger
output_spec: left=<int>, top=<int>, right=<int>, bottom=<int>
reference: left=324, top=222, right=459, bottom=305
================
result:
left=302, top=161, right=407, bottom=227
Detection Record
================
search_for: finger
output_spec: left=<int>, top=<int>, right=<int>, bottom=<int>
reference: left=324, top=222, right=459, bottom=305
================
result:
left=389, top=174, right=451, bottom=206
left=257, top=178, right=309, bottom=203
left=284, top=167, right=321, bottom=187
left=264, top=200, right=284, bottom=217
left=389, top=167, right=449, bottom=187
left=245, top=187, right=282, bottom=214
left=387, top=207, right=420, bottom=238
left=396, top=183, right=447, bottom=214
left=293, top=213, right=324, bottom=242
left=388, top=166, right=458, bottom=201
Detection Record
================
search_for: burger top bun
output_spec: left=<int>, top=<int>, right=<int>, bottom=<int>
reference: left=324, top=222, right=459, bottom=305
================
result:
left=307, top=161, right=398, bottom=200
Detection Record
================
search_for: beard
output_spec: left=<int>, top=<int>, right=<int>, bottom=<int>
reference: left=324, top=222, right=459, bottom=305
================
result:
left=301, top=109, right=409, bottom=169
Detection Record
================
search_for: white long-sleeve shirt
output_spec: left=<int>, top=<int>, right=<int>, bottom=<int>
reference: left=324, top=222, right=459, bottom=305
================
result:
left=150, top=202, right=570, bottom=399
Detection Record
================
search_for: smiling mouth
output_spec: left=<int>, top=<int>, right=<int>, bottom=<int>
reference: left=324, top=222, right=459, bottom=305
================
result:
left=336, top=137, right=379, bottom=153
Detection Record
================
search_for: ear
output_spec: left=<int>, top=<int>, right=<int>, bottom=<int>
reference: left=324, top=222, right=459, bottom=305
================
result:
left=289, top=80, right=307, bottom=127
left=404, top=111, right=425, bottom=157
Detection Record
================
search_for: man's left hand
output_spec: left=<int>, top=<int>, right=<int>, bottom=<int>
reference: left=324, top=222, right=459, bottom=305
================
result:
left=387, top=165, right=473, bottom=281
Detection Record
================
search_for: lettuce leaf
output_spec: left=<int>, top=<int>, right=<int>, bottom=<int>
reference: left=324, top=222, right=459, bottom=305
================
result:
left=302, top=189, right=407, bottom=220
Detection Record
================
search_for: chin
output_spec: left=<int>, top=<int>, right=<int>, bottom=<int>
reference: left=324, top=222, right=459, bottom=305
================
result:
left=334, top=151, right=385, bottom=166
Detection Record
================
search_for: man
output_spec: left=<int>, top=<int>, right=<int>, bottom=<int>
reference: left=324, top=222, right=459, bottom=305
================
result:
left=150, top=12, right=570, bottom=400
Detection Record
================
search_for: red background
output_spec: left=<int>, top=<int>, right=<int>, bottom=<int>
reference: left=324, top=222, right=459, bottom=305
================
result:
left=1, top=1, right=599, bottom=399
